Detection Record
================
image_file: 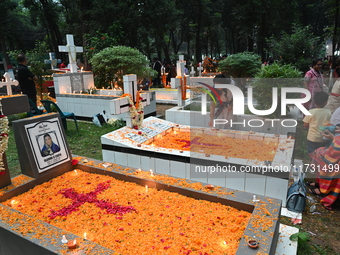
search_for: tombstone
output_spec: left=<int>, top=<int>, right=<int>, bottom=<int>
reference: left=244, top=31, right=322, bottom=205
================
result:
left=54, top=34, right=93, bottom=97
left=12, top=113, right=71, bottom=179
left=197, top=62, right=203, bottom=77
left=190, top=66, right=195, bottom=77
left=0, top=95, right=30, bottom=188
left=123, top=74, right=140, bottom=128
left=44, top=52, right=61, bottom=70
left=123, top=74, right=138, bottom=102
left=0, top=72, right=19, bottom=95
left=58, top=34, right=83, bottom=73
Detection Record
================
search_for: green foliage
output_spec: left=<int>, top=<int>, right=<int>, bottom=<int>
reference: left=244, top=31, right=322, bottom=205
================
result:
left=107, top=118, right=125, bottom=129
left=255, top=62, right=302, bottom=78
left=90, top=46, right=156, bottom=87
left=252, top=63, right=302, bottom=118
left=85, top=32, right=118, bottom=60
left=218, top=52, right=262, bottom=78
left=267, top=25, right=322, bottom=73
left=290, top=231, right=312, bottom=254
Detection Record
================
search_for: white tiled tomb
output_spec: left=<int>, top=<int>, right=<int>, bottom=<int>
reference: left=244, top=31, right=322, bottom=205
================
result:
left=101, top=117, right=295, bottom=206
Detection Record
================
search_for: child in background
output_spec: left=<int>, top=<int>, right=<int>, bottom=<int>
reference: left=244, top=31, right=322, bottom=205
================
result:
left=303, top=91, right=332, bottom=154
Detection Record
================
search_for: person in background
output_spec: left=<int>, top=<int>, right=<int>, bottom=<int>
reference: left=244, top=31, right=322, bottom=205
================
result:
left=152, top=57, right=162, bottom=87
left=303, top=91, right=331, bottom=154
left=307, top=129, right=340, bottom=210
left=59, top=61, right=67, bottom=69
left=330, top=106, right=340, bottom=126
left=15, top=53, right=38, bottom=106
left=325, top=68, right=340, bottom=113
left=208, top=74, right=233, bottom=129
left=303, top=58, right=325, bottom=110
left=166, top=65, right=177, bottom=86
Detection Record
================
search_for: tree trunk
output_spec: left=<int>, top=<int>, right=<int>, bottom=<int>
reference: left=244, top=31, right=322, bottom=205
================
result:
left=195, top=1, right=203, bottom=62
left=0, top=36, right=11, bottom=70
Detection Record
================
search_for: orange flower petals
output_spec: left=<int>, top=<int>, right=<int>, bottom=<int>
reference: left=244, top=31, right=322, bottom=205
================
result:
left=2, top=170, right=251, bottom=254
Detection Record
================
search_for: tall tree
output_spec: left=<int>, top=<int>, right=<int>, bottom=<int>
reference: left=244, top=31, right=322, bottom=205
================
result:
left=0, top=0, right=18, bottom=67
left=22, top=0, right=63, bottom=57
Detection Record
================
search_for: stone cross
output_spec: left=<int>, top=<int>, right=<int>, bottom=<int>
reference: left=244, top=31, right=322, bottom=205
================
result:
left=0, top=72, right=19, bottom=95
left=197, top=62, right=203, bottom=77
left=58, top=34, right=83, bottom=73
left=190, top=66, right=195, bottom=77
left=44, top=52, right=61, bottom=70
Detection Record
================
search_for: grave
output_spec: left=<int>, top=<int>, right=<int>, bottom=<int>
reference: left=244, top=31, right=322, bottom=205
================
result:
left=0, top=113, right=281, bottom=254
left=52, top=35, right=156, bottom=120
left=54, top=74, right=156, bottom=120
left=101, top=117, right=295, bottom=206
left=165, top=103, right=297, bottom=135
left=150, top=55, right=193, bottom=105
left=0, top=95, right=30, bottom=189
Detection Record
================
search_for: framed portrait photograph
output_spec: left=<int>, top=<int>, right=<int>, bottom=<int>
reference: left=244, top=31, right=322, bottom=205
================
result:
left=25, top=117, right=70, bottom=173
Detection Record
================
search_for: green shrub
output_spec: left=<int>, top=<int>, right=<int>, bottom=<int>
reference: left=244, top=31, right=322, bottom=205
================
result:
left=218, top=52, right=262, bottom=91
left=251, top=63, right=303, bottom=118
left=90, top=46, right=156, bottom=87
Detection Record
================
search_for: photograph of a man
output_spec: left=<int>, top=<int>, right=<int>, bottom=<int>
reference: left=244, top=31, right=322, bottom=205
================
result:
left=41, top=133, right=60, bottom=157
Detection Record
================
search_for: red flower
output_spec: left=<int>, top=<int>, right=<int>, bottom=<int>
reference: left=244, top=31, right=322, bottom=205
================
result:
left=0, top=115, right=5, bottom=118
left=90, top=47, right=95, bottom=50
left=133, top=126, right=138, bottom=130
left=101, top=37, right=106, bottom=39
left=129, top=104, right=133, bottom=107
left=138, top=131, right=142, bottom=135
left=0, top=171, right=5, bottom=176
left=140, top=97, right=143, bottom=100
left=0, top=133, right=8, bottom=137
left=71, top=159, right=79, bottom=166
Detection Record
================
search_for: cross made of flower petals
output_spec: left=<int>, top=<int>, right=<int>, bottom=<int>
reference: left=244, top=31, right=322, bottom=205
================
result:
left=48, top=182, right=136, bottom=219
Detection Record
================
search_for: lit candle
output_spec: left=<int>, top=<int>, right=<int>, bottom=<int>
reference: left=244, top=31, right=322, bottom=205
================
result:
left=145, top=185, right=148, bottom=192
left=61, top=235, right=68, bottom=244
left=67, top=239, right=77, bottom=249
left=150, top=169, right=154, bottom=177
left=83, top=232, right=87, bottom=240
left=74, top=170, right=78, bottom=175
left=10, top=200, right=18, bottom=206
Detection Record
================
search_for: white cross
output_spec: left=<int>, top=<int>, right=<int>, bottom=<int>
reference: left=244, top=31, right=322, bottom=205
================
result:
left=58, top=34, right=83, bottom=73
left=197, top=62, right=203, bottom=77
left=0, top=72, right=19, bottom=95
left=44, top=52, right=60, bottom=70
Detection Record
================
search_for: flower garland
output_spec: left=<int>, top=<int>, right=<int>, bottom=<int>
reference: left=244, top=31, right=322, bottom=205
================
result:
left=0, top=98, right=9, bottom=175
left=122, top=91, right=144, bottom=130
